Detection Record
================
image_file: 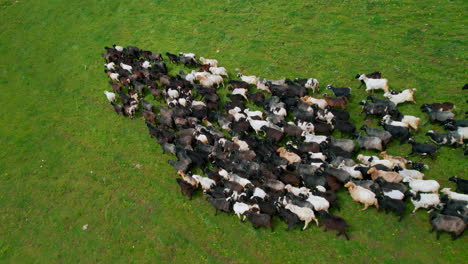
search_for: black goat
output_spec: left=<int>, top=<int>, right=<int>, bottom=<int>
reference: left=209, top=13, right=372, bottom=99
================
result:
left=408, top=138, right=440, bottom=159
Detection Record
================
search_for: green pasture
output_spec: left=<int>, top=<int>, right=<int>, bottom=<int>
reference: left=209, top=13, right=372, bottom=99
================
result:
left=0, top=0, right=466, bottom=263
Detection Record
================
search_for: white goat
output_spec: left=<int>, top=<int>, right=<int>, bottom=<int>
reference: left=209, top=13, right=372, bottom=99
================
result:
left=301, top=96, right=328, bottom=109
left=285, top=204, right=319, bottom=230
left=233, top=202, right=259, bottom=221
left=252, top=187, right=268, bottom=200
left=305, top=78, right=320, bottom=93
left=306, top=194, right=330, bottom=212
left=285, top=184, right=310, bottom=197
left=199, top=57, right=218, bottom=67
left=192, top=175, right=216, bottom=191
left=120, top=63, right=133, bottom=73
left=303, top=132, right=328, bottom=144
left=104, top=62, right=115, bottom=70
left=108, top=72, right=119, bottom=81
left=237, top=73, right=258, bottom=85
left=232, top=137, right=250, bottom=152
left=410, top=192, right=440, bottom=213
left=399, top=168, right=425, bottom=182
left=384, top=190, right=405, bottom=200
left=243, top=108, right=263, bottom=119
left=344, top=182, right=379, bottom=211
left=358, top=74, right=389, bottom=93
left=209, top=66, right=228, bottom=77
left=247, top=117, right=269, bottom=134
left=309, top=152, right=327, bottom=162
left=383, top=88, right=417, bottom=105
left=104, top=91, right=116, bottom=102
left=440, top=188, right=468, bottom=202
left=408, top=179, right=440, bottom=193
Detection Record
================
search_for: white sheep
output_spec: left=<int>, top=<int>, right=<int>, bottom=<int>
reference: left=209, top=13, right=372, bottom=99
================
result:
left=410, top=192, right=440, bottom=213
left=104, top=62, right=115, bottom=70
left=209, top=66, right=228, bottom=77
left=104, top=91, right=116, bottom=102
left=120, top=63, right=133, bottom=73
left=237, top=73, right=258, bottom=85
left=383, top=190, right=405, bottom=200
left=199, top=57, right=218, bottom=67
left=344, top=182, right=379, bottom=211
left=300, top=96, right=328, bottom=109
left=358, top=74, right=389, bottom=93
left=185, top=71, right=196, bottom=84
left=383, top=88, right=417, bottom=105
left=306, top=194, right=330, bottom=212
left=285, top=204, right=319, bottom=230
left=408, top=179, right=440, bottom=193
left=192, top=175, right=216, bottom=191
left=440, top=188, right=468, bottom=202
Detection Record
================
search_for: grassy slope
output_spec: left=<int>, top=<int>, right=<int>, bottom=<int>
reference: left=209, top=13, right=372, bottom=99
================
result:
left=0, top=0, right=467, bottom=263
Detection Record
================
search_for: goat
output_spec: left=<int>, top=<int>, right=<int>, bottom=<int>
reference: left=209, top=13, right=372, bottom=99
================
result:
left=318, top=211, right=350, bottom=240
left=199, top=57, right=218, bottom=67
left=344, top=182, right=379, bottom=211
left=326, top=85, right=351, bottom=98
left=408, top=138, right=440, bottom=159
left=429, top=212, right=466, bottom=240
left=383, top=88, right=417, bottom=105
left=358, top=74, right=389, bottom=93
left=323, top=94, right=348, bottom=109
left=448, top=176, right=468, bottom=193
left=440, top=188, right=468, bottom=202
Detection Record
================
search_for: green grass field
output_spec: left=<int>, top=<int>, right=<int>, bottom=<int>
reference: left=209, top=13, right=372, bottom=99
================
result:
left=0, top=0, right=467, bottom=263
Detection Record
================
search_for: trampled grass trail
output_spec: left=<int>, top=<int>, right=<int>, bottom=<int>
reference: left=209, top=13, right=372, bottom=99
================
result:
left=0, top=0, right=466, bottom=263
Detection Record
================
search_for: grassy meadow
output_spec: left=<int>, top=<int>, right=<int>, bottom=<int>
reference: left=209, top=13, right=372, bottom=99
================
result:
left=0, top=0, right=467, bottom=263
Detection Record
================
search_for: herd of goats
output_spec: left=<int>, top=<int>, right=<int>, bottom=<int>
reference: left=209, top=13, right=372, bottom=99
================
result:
left=101, top=45, right=468, bottom=240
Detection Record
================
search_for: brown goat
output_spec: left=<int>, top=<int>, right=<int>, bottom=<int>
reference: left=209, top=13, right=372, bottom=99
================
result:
left=367, top=167, right=403, bottom=183
left=323, top=94, right=348, bottom=109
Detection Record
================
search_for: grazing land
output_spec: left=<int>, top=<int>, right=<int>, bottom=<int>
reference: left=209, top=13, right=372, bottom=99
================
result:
left=0, top=0, right=466, bottom=263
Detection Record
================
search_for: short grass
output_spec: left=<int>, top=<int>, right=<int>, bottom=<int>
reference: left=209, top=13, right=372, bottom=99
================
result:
left=0, top=0, right=467, bottom=263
